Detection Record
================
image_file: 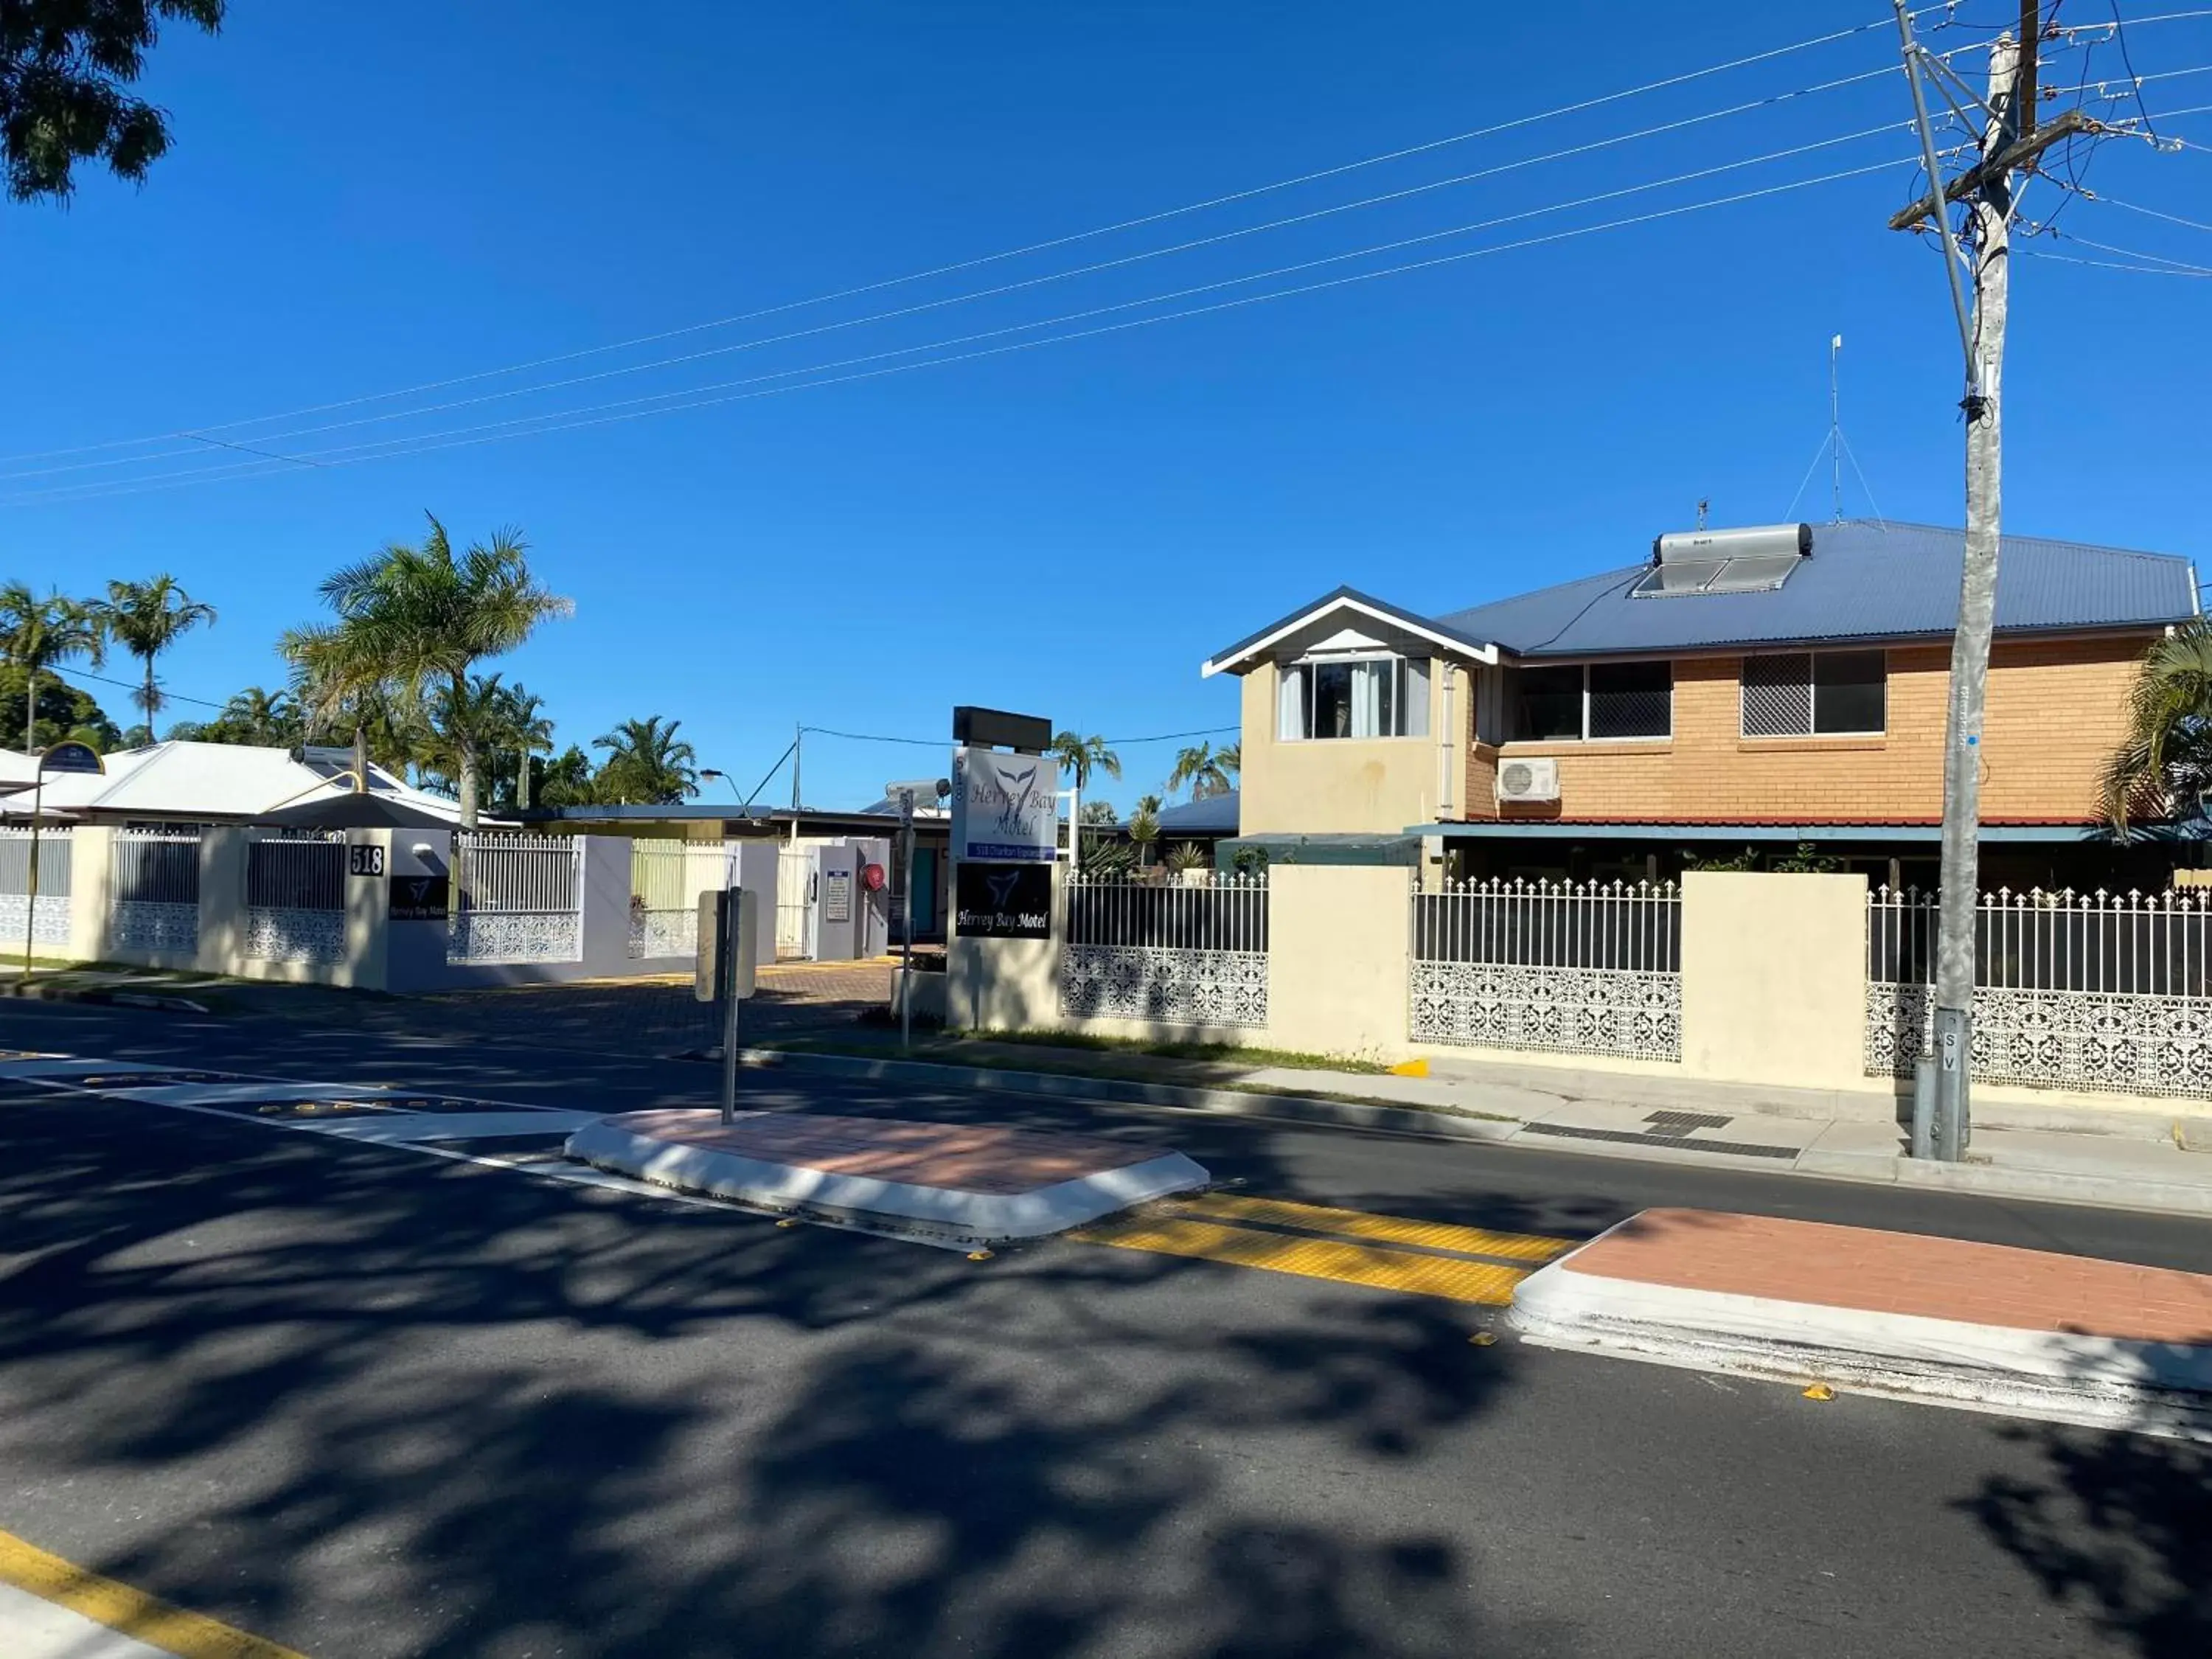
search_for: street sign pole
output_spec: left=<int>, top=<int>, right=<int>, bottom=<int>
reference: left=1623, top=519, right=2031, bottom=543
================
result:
left=21, top=771, right=40, bottom=978
left=720, top=888, right=745, bottom=1127
left=898, top=788, right=916, bottom=1051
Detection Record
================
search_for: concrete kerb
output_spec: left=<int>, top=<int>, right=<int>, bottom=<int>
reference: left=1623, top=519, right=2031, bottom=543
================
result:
left=1510, top=1223, right=2212, bottom=1442
left=0, top=980, right=210, bottom=1015
left=735, top=1047, right=2212, bottom=1220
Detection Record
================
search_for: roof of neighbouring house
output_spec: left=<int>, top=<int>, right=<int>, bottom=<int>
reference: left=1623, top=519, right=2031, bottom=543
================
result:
left=1202, top=587, right=1498, bottom=677
left=1157, top=791, right=1239, bottom=836
left=0, top=740, right=473, bottom=823
left=1435, top=520, right=2197, bottom=658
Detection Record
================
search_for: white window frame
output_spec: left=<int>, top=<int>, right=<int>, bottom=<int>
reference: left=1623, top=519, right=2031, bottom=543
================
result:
left=1505, top=660, right=1673, bottom=744
left=1739, top=649, right=1888, bottom=739
left=1278, top=652, right=1431, bottom=741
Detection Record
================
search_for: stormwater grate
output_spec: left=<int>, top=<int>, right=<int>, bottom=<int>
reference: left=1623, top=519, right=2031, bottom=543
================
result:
left=1523, top=1122, right=1798, bottom=1160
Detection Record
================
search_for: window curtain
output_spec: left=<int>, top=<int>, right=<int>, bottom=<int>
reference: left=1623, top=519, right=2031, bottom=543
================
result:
left=1278, top=664, right=1307, bottom=740
left=1404, top=658, right=1431, bottom=737
left=1349, top=660, right=1384, bottom=737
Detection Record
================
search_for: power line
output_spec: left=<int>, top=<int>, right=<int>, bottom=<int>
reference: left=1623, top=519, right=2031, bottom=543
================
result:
left=0, top=7, right=1959, bottom=470
left=46, top=662, right=229, bottom=711
left=0, top=64, right=1917, bottom=485
left=2021, top=245, right=2212, bottom=271
left=2053, top=227, right=2212, bottom=268
left=7, top=139, right=1939, bottom=506
left=1101, top=726, right=1241, bottom=745
left=2091, top=191, right=2212, bottom=230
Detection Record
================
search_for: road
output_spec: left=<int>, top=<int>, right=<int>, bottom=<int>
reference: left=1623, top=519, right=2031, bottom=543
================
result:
left=0, top=997, right=2205, bottom=1658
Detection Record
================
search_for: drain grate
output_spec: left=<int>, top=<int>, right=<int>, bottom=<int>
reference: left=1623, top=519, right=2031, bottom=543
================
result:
left=1642, top=1110, right=1735, bottom=1138
left=1524, top=1122, right=1798, bottom=1159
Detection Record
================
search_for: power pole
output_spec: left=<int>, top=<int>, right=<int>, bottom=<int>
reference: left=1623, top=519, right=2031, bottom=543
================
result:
left=1888, top=3, right=2073, bottom=1160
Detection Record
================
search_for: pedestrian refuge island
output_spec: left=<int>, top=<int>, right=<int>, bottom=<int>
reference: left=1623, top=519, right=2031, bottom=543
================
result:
left=563, top=1110, right=1207, bottom=1251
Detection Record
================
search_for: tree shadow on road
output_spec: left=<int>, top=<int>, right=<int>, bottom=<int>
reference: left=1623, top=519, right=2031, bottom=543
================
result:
left=0, top=1080, right=1566, bottom=1658
left=1961, top=1415, right=2211, bottom=1658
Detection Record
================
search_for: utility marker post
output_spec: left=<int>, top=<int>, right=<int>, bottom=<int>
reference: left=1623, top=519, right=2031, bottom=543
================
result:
left=1888, top=5, right=2072, bottom=1159
left=898, top=787, right=917, bottom=1051
left=698, top=886, right=757, bottom=1125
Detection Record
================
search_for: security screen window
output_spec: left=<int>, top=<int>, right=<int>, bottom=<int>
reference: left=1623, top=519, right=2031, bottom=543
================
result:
left=1508, top=661, right=1672, bottom=740
left=1278, top=656, right=1430, bottom=739
left=1741, top=650, right=1887, bottom=736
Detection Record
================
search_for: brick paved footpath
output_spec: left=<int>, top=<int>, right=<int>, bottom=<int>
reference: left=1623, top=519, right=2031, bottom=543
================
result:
left=1560, top=1208, right=2212, bottom=1344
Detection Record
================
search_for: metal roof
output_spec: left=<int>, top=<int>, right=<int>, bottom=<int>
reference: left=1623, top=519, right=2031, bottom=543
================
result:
left=1202, top=586, right=1498, bottom=677
left=1157, top=791, right=1239, bottom=835
left=1435, top=520, right=2197, bottom=659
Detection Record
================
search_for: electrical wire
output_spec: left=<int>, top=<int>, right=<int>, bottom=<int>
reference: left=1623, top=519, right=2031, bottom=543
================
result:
left=5, top=139, right=1939, bottom=507
left=46, top=663, right=229, bottom=711
left=0, top=65, right=1916, bottom=486
left=2022, top=245, right=2212, bottom=270
left=2084, top=189, right=2212, bottom=229
left=2056, top=228, right=2212, bottom=267
left=0, top=6, right=1966, bottom=470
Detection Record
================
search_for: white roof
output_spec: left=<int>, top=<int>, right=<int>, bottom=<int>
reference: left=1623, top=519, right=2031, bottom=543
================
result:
left=0, top=741, right=473, bottom=824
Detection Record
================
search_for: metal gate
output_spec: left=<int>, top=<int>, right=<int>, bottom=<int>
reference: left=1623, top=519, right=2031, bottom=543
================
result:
left=776, top=845, right=812, bottom=959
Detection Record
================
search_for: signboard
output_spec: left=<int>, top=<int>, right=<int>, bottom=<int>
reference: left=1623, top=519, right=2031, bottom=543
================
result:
left=952, top=706, right=1051, bottom=753
left=694, top=889, right=759, bottom=1003
left=955, top=860, right=1051, bottom=939
left=348, top=844, right=386, bottom=877
left=389, top=874, right=449, bottom=921
left=822, top=870, right=853, bottom=923
left=950, top=745, right=1060, bottom=863
left=36, top=742, right=103, bottom=776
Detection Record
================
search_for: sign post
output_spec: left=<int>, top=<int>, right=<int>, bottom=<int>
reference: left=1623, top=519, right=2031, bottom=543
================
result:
left=695, top=887, right=758, bottom=1125
left=897, top=787, right=916, bottom=1051
left=21, top=743, right=103, bottom=977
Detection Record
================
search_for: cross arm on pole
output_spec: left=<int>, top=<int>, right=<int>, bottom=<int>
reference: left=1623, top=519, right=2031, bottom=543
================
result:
left=1888, top=108, right=2095, bottom=231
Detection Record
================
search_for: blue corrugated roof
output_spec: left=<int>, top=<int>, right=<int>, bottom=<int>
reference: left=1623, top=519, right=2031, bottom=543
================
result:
left=1158, top=790, right=1239, bottom=835
left=1436, top=520, right=2196, bottom=658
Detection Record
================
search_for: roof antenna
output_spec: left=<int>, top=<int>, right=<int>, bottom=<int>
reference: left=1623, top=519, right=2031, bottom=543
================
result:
left=1829, top=333, right=1844, bottom=524
left=1695, top=498, right=1709, bottom=531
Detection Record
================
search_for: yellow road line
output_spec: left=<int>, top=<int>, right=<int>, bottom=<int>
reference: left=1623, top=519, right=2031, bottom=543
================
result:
left=0, top=1526, right=306, bottom=1659
left=1065, top=1214, right=1531, bottom=1304
left=1164, top=1192, right=1579, bottom=1263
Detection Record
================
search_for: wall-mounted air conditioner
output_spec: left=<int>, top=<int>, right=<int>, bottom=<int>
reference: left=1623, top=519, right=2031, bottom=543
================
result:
left=1495, top=757, right=1560, bottom=804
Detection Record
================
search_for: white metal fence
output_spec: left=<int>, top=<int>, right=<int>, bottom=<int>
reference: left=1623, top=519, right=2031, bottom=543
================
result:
left=243, top=833, right=347, bottom=962
left=1410, top=878, right=1683, bottom=1061
left=450, top=831, right=583, bottom=964
left=0, top=825, right=72, bottom=947
left=1060, top=872, right=1269, bottom=1027
left=629, top=838, right=725, bottom=959
left=112, top=828, right=201, bottom=955
left=1867, top=886, right=2212, bottom=1096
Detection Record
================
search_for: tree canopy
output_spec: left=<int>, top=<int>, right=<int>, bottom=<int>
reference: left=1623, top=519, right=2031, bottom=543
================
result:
left=2, top=1, right=225, bottom=204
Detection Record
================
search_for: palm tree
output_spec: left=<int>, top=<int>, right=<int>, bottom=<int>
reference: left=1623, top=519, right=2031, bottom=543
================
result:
left=1168, top=740, right=1232, bottom=801
left=215, top=685, right=300, bottom=747
left=279, top=515, right=572, bottom=826
left=1216, top=740, right=1240, bottom=782
left=97, top=575, right=215, bottom=723
left=2103, top=619, right=2212, bottom=833
left=0, top=584, right=106, bottom=752
left=1048, top=731, right=1122, bottom=792
left=594, top=715, right=698, bottom=805
left=1129, top=793, right=1162, bottom=868
left=498, top=684, right=556, bottom=810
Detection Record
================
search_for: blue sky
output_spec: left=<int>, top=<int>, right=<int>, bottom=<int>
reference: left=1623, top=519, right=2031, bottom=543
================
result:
left=4, top=1, right=2207, bottom=812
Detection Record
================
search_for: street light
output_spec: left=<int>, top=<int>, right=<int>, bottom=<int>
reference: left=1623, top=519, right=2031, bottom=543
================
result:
left=698, top=768, right=742, bottom=802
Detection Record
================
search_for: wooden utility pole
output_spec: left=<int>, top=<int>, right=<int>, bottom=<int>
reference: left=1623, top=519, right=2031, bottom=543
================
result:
left=1889, top=4, right=2073, bottom=1158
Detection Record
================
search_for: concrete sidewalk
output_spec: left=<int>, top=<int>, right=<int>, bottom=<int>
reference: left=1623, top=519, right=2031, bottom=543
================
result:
left=1509, top=1207, right=2212, bottom=1439
left=748, top=1038, right=2212, bottom=1219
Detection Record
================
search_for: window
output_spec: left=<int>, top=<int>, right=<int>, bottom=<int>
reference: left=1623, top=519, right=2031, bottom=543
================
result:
left=1506, top=661, right=1672, bottom=742
left=1740, top=650, right=1886, bottom=737
left=1278, top=655, right=1430, bottom=740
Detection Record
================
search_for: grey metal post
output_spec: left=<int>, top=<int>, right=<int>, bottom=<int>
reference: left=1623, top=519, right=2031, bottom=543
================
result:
left=1910, top=1056, right=1936, bottom=1160
left=720, top=888, right=742, bottom=1126
left=898, top=788, right=916, bottom=1051
left=21, top=772, right=41, bottom=978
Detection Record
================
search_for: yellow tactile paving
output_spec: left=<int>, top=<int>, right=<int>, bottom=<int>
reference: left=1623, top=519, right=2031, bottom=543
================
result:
left=1064, top=1214, right=1534, bottom=1304
left=0, top=1525, right=307, bottom=1659
left=1164, top=1192, right=1579, bottom=1264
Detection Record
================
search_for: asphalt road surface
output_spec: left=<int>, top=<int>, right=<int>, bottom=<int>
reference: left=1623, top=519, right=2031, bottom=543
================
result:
left=1, top=998, right=2206, bottom=1659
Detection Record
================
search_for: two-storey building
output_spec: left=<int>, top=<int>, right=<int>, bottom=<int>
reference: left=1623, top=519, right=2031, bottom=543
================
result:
left=1202, top=519, right=2199, bottom=888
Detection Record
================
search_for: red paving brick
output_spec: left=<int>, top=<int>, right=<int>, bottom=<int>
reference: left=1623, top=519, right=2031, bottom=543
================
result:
left=601, top=1110, right=1161, bottom=1194
left=1566, top=1208, right=2212, bottom=1345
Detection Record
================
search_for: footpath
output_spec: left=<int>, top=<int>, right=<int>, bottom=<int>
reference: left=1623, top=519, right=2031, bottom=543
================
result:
left=748, top=1032, right=2212, bottom=1220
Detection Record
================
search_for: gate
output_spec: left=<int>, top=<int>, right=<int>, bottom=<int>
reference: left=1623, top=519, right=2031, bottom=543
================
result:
left=450, top=832, right=584, bottom=964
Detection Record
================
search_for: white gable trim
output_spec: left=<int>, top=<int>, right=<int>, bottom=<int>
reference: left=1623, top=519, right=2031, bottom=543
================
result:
left=1202, top=597, right=1498, bottom=678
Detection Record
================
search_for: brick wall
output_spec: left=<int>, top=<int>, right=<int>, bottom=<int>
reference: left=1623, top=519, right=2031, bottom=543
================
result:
left=1466, top=634, right=2150, bottom=824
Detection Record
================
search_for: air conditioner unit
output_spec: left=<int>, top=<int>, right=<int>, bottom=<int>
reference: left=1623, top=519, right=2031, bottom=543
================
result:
left=1495, top=757, right=1560, bottom=804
